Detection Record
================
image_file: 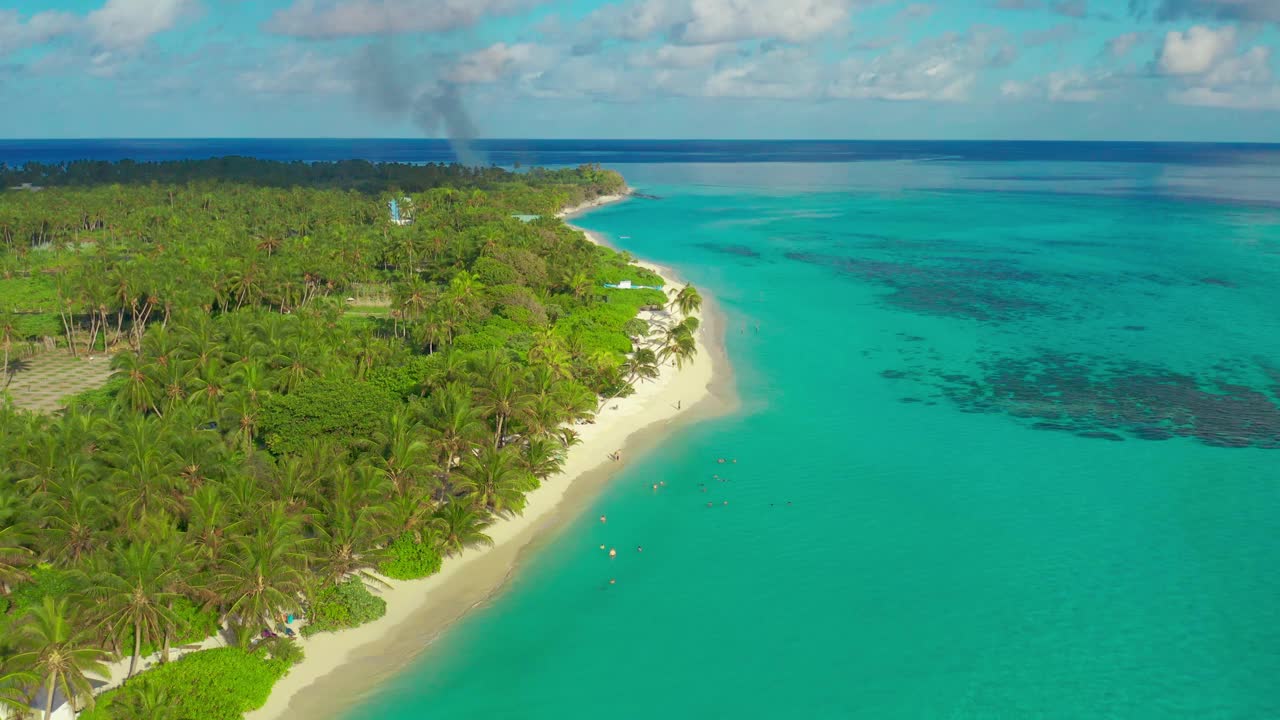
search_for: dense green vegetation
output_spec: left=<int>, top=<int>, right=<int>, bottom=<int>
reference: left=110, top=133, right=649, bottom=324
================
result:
left=300, top=579, right=387, bottom=638
left=0, top=160, right=699, bottom=719
left=79, top=646, right=298, bottom=720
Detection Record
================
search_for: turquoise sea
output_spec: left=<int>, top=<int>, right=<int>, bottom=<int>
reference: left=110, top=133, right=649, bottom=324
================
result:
left=336, top=157, right=1280, bottom=719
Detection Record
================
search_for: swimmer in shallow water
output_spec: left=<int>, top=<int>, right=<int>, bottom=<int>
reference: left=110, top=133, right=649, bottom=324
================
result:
left=609, top=548, right=617, bottom=558
left=600, top=515, right=607, bottom=523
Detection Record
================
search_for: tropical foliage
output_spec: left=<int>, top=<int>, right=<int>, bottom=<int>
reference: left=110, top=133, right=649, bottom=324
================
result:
left=78, top=647, right=295, bottom=720
left=0, top=160, right=699, bottom=718
left=299, top=578, right=387, bottom=638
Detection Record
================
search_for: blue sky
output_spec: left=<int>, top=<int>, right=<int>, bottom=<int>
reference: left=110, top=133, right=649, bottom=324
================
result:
left=1, top=0, right=1278, bottom=140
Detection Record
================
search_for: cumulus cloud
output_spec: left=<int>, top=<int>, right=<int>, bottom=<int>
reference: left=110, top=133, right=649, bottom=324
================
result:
left=703, top=47, right=823, bottom=98
left=1171, top=47, right=1280, bottom=109
left=585, top=0, right=861, bottom=45
left=1000, top=68, right=1112, bottom=102
left=0, top=9, right=80, bottom=56
left=1157, top=25, right=1236, bottom=75
left=446, top=42, right=553, bottom=83
left=829, top=28, right=1016, bottom=102
left=519, top=54, right=641, bottom=99
left=264, top=0, right=542, bottom=38
left=1154, top=25, right=1280, bottom=110
left=86, top=0, right=199, bottom=51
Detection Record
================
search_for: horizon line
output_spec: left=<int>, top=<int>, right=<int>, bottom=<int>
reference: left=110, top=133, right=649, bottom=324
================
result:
left=2, top=137, right=1280, bottom=146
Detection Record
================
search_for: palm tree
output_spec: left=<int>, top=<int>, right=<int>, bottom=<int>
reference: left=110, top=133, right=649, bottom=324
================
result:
left=432, top=502, right=493, bottom=557
left=310, top=504, right=388, bottom=588
left=112, top=680, right=177, bottom=720
left=0, top=658, right=36, bottom=714
left=516, top=437, right=567, bottom=482
left=0, top=523, right=34, bottom=596
left=0, top=308, right=16, bottom=390
left=457, top=446, right=536, bottom=516
left=425, top=385, right=485, bottom=500
left=624, top=347, right=661, bottom=384
left=477, top=366, right=532, bottom=449
left=213, top=521, right=307, bottom=645
left=658, top=320, right=699, bottom=369
left=44, top=488, right=105, bottom=566
left=86, top=542, right=183, bottom=677
left=372, top=408, right=432, bottom=496
left=10, top=596, right=111, bottom=720
left=670, top=284, right=702, bottom=317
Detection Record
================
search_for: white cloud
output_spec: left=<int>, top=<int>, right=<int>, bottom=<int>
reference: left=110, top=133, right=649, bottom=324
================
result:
left=239, top=48, right=352, bottom=95
left=1046, top=68, right=1106, bottom=101
left=1001, top=80, right=1032, bottom=97
left=703, top=47, right=822, bottom=98
left=1105, top=31, right=1142, bottom=58
left=264, top=0, right=541, bottom=38
left=1152, top=25, right=1280, bottom=111
left=829, top=28, right=1015, bottom=102
left=630, top=42, right=735, bottom=68
left=519, top=55, right=635, bottom=99
left=1163, top=42, right=1280, bottom=110
left=0, top=9, right=80, bottom=56
left=87, top=0, right=199, bottom=51
left=1157, top=25, right=1235, bottom=75
left=447, top=43, right=553, bottom=84
left=1169, top=85, right=1280, bottom=109
left=682, top=0, right=854, bottom=43
left=998, top=68, right=1112, bottom=103
left=585, top=0, right=860, bottom=45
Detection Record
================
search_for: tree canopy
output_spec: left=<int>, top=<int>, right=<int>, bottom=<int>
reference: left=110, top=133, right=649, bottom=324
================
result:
left=0, top=159, right=695, bottom=719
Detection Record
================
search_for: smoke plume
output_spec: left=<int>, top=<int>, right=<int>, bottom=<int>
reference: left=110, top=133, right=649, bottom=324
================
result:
left=351, top=44, right=485, bottom=166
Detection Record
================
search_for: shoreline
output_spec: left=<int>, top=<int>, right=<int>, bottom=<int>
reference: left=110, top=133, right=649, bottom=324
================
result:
left=245, top=194, right=735, bottom=720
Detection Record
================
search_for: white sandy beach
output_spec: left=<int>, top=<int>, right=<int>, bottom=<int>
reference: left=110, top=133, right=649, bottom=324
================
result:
left=236, top=192, right=728, bottom=720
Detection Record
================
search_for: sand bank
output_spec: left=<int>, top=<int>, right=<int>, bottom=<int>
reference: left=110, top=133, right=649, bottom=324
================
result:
left=244, top=198, right=733, bottom=720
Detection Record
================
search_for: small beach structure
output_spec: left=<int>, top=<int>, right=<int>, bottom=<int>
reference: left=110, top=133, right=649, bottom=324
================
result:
left=512, top=214, right=541, bottom=223
left=604, top=279, right=664, bottom=291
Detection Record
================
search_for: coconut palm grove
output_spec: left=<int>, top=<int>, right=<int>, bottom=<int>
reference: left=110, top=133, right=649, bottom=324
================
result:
left=0, top=160, right=701, bottom=719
